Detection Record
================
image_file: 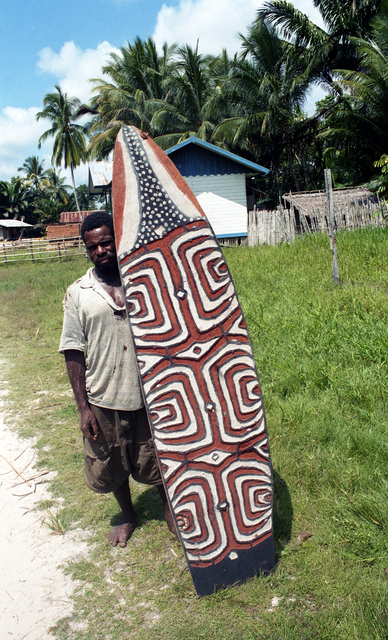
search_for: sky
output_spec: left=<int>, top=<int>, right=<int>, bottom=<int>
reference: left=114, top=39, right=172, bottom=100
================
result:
left=0, top=0, right=325, bottom=186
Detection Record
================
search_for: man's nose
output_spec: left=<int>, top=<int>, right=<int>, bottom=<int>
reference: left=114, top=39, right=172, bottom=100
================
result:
left=96, top=244, right=106, bottom=254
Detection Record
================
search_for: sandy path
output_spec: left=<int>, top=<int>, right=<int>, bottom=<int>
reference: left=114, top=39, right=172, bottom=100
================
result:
left=0, top=387, right=91, bottom=640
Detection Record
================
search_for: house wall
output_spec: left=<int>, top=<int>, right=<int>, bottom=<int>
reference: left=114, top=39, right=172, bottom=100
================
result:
left=184, top=174, right=248, bottom=237
left=46, top=223, right=81, bottom=239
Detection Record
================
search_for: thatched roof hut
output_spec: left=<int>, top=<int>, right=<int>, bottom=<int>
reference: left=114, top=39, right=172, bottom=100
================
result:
left=281, top=186, right=384, bottom=234
left=282, top=186, right=379, bottom=215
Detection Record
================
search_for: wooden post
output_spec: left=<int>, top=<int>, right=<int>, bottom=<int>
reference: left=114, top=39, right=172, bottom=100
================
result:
left=29, top=239, right=34, bottom=263
left=324, top=169, right=339, bottom=286
left=275, top=208, right=290, bottom=242
left=248, top=210, right=257, bottom=247
left=3, top=244, right=7, bottom=263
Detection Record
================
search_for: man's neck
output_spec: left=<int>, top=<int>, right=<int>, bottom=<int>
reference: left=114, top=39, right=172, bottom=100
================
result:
left=93, top=265, right=121, bottom=287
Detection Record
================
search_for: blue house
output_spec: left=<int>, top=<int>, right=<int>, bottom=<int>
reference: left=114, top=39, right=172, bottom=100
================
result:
left=166, top=137, right=269, bottom=241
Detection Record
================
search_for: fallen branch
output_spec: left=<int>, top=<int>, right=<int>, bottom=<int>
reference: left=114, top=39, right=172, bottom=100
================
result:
left=12, top=470, right=50, bottom=487
left=32, top=402, right=67, bottom=411
left=23, top=351, right=56, bottom=360
left=0, top=453, right=32, bottom=487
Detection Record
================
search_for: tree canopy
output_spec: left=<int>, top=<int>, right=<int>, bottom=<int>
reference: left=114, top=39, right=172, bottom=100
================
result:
left=3, top=0, right=388, bottom=218
left=36, top=85, right=89, bottom=219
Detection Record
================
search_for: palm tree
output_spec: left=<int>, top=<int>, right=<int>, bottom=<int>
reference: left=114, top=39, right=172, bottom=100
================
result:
left=33, top=197, right=66, bottom=225
left=213, top=19, right=315, bottom=198
left=45, top=168, right=71, bottom=204
left=18, top=156, right=50, bottom=191
left=150, top=44, right=229, bottom=149
left=87, top=38, right=177, bottom=159
left=256, top=0, right=384, bottom=91
left=30, top=169, right=72, bottom=226
left=36, top=85, right=88, bottom=220
left=0, top=179, right=33, bottom=221
left=307, top=93, right=378, bottom=187
left=333, top=7, right=388, bottom=188
left=251, top=0, right=388, bottom=195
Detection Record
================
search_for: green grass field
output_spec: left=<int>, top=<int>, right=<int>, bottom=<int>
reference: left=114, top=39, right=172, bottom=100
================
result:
left=1, top=227, right=388, bottom=639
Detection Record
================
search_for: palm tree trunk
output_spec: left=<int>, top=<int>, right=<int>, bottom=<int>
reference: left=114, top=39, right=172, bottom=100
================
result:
left=71, top=162, right=83, bottom=222
left=289, top=149, right=301, bottom=193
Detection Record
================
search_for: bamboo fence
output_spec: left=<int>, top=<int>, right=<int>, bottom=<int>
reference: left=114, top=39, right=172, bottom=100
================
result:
left=248, top=194, right=388, bottom=247
left=0, top=236, right=86, bottom=265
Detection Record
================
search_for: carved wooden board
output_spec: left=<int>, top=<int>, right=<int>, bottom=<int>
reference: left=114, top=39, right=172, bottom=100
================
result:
left=112, top=125, right=275, bottom=597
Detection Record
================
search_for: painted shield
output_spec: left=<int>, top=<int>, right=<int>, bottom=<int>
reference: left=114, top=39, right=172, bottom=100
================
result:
left=112, top=125, right=275, bottom=597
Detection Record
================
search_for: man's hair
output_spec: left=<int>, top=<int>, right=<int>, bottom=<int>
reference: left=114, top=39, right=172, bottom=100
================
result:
left=81, top=211, right=114, bottom=242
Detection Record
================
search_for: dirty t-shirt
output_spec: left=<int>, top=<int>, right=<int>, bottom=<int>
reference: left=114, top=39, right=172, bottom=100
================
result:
left=59, top=268, right=143, bottom=411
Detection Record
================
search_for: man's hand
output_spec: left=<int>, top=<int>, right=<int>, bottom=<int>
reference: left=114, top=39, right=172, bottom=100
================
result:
left=64, top=350, right=99, bottom=440
left=79, top=407, right=99, bottom=440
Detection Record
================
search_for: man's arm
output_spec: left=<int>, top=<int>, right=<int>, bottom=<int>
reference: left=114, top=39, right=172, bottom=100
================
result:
left=64, top=350, right=99, bottom=441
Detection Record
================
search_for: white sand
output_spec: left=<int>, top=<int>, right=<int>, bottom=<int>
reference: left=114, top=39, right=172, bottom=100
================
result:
left=0, top=387, right=91, bottom=640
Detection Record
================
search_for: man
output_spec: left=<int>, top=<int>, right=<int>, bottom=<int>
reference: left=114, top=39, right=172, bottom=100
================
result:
left=59, top=211, right=175, bottom=547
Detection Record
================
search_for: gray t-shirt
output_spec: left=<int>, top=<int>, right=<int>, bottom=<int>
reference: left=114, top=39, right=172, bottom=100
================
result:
left=59, top=268, right=143, bottom=411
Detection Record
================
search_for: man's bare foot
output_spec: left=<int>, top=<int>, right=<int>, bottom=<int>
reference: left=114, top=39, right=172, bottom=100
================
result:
left=165, top=504, right=179, bottom=539
left=108, top=515, right=137, bottom=548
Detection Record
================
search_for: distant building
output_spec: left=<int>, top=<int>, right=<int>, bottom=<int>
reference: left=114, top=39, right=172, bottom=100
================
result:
left=46, top=210, right=104, bottom=239
left=281, top=187, right=382, bottom=234
left=166, top=137, right=268, bottom=241
left=0, top=219, right=32, bottom=240
left=59, top=210, right=101, bottom=224
left=86, top=138, right=269, bottom=242
left=88, top=161, right=112, bottom=214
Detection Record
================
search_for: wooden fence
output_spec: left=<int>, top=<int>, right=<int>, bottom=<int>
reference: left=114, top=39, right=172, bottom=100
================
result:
left=0, top=236, right=86, bottom=265
left=248, top=200, right=387, bottom=247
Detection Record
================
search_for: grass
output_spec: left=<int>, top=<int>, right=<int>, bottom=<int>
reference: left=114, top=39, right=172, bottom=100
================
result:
left=1, top=227, right=388, bottom=638
left=42, top=509, right=66, bottom=535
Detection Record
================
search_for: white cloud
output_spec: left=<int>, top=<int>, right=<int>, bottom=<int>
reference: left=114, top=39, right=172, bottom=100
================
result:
left=0, top=2, right=326, bottom=183
left=0, top=107, right=45, bottom=149
left=295, top=0, right=325, bottom=28
left=153, top=0, right=326, bottom=113
left=153, top=0, right=324, bottom=56
left=0, top=42, right=119, bottom=182
left=0, top=107, right=50, bottom=181
left=0, top=103, right=89, bottom=184
left=37, top=40, right=120, bottom=103
left=153, top=0, right=259, bottom=55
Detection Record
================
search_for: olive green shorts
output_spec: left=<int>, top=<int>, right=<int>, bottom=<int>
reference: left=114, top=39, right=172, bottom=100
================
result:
left=83, top=405, right=162, bottom=494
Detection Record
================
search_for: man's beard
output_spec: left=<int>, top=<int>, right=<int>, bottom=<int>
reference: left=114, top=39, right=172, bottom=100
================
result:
left=94, top=259, right=118, bottom=275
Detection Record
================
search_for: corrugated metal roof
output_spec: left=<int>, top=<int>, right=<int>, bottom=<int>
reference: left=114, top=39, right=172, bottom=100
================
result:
left=0, top=219, right=32, bottom=228
left=59, top=210, right=103, bottom=224
left=166, top=137, right=269, bottom=175
left=88, top=161, right=113, bottom=195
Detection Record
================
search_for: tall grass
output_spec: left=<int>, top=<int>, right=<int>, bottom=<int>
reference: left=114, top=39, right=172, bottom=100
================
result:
left=1, top=228, right=388, bottom=639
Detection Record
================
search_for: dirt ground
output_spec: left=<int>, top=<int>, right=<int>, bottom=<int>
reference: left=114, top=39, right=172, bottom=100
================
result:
left=0, top=387, right=90, bottom=640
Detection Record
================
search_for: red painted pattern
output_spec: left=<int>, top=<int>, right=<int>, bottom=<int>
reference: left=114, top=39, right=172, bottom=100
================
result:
left=118, top=221, right=272, bottom=567
left=113, top=125, right=274, bottom=572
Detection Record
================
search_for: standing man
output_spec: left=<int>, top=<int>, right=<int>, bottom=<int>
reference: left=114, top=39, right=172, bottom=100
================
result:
left=59, top=211, right=176, bottom=547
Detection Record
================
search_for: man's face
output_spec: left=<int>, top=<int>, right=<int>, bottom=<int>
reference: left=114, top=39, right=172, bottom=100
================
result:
left=84, top=225, right=117, bottom=270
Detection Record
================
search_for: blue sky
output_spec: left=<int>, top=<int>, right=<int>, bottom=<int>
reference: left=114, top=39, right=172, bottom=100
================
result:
left=0, top=0, right=324, bottom=185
